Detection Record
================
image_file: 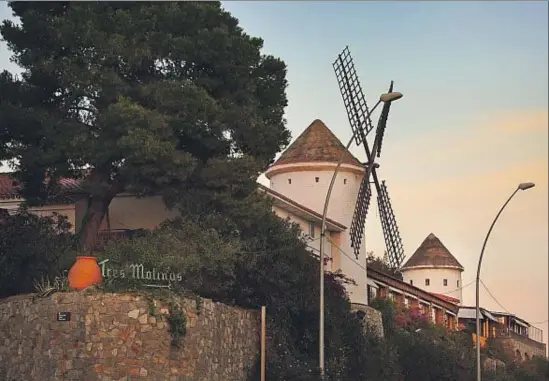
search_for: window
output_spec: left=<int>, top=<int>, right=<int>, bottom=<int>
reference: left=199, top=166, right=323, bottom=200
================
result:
left=315, top=177, right=319, bottom=183
left=443, top=279, right=448, bottom=286
left=367, top=285, right=377, bottom=304
left=425, top=278, right=430, bottom=286
left=410, top=280, right=413, bottom=286
left=457, top=280, right=460, bottom=287
left=309, top=222, right=315, bottom=238
left=288, top=178, right=292, bottom=184
left=343, top=179, right=347, bottom=184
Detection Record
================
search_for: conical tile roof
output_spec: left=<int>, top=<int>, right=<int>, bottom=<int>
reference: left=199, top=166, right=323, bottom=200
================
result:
left=401, top=233, right=464, bottom=271
left=270, top=119, right=363, bottom=167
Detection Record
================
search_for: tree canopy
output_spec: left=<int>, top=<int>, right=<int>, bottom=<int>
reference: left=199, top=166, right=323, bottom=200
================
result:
left=0, top=1, right=289, bottom=249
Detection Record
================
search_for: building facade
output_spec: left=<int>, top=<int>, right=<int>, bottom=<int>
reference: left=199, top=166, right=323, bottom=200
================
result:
left=367, top=266, right=459, bottom=330
left=458, top=306, right=546, bottom=360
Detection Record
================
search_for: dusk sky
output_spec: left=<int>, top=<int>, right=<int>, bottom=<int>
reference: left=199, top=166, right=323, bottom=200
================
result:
left=1, top=2, right=548, bottom=342
left=221, top=0, right=549, bottom=342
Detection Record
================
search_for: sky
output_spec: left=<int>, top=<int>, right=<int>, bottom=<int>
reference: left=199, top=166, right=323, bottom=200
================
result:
left=1, top=2, right=548, bottom=344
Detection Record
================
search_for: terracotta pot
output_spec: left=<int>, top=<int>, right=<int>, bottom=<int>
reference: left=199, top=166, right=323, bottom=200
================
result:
left=68, top=256, right=102, bottom=291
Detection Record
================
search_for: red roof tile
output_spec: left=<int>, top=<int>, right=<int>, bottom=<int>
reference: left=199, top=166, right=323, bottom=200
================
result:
left=0, top=173, right=83, bottom=200
left=431, top=293, right=460, bottom=304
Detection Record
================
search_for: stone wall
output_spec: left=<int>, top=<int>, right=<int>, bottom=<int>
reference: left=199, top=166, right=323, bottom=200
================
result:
left=483, top=357, right=506, bottom=372
left=502, top=336, right=547, bottom=360
left=0, top=292, right=260, bottom=381
left=351, top=303, right=384, bottom=339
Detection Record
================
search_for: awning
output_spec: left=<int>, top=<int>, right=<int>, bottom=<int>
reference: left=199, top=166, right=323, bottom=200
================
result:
left=458, top=307, right=499, bottom=323
left=482, top=310, right=500, bottom=323
left=513, top=318, right=529, bottom=328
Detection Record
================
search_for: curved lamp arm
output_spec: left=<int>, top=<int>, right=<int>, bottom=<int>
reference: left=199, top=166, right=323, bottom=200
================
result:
left=475, top=182, right=535, bottom=381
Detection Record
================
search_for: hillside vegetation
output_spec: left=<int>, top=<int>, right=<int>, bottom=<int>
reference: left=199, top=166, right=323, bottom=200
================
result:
left=2, top=209, right=548, bottom=381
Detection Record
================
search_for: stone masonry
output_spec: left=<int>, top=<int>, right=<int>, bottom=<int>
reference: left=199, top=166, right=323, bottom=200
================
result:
left=350, top=304, right=384, bottom=339
left=0, top=292, right=260, bottom=381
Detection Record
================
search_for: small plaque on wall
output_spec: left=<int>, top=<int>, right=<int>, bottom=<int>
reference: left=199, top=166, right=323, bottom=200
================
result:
left=57, top=312, right=71, bottom=322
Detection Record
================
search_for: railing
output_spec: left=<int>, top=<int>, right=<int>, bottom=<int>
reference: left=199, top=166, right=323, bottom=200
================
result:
left=495, top=327, right=546, bottom=350
left=528, top=325, right=544, bottom=343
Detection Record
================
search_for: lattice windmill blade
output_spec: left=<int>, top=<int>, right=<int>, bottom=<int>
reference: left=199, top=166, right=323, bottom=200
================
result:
left=350, top=175, right=372, bottom=259
left=377, top=181, right=405, bottom=268
left=374, top=81, right=394, bottom=158
left=333, top=46, right=374, bottom=146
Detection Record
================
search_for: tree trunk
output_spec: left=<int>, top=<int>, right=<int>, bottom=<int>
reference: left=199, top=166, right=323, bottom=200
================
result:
left=78, top=173, right=123, bottom=253
left=78, top=196, right=112, bottom=253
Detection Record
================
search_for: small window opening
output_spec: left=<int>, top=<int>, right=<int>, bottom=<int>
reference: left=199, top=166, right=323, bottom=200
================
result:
left=443, top=279, right=448, bottom=286
left=309, top=222, right=315, bottom=238
left=410, top=280, right=413, bottom=286
left=343, top=179, right=347, bottom=184
left=425, top=278, right=430, bottom=286
left=315, top=177, right=319, bottom=183
left=288, top=178, right=291, bottom=184
left=457, top=280, right=460, bottom=287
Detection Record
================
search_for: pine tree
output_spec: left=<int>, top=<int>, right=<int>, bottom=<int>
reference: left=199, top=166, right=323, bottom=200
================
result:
left=0, top=1, right=289, bottom=250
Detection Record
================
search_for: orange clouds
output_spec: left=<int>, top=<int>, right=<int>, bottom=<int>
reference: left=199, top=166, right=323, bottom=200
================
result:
left=482, top=109, right=548, bottom=134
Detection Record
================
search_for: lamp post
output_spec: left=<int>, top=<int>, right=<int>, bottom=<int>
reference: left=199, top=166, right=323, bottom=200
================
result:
left=319, top=91, right=403, bottom=377
left=475, top=182, right=535, bottom=381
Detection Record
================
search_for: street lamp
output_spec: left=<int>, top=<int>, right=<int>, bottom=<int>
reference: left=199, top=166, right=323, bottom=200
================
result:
left=319, top=91, right=403, bottom=377
left=475, top=182, right=535, bottom=381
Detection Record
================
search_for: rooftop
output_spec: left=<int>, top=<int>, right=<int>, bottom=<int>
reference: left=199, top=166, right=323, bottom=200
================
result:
left=401, top=233, right=464, bottom=271
left=269, top=119, right=363, bottom=168
left=257, top=184, right=346, bottom=231
left=431, top=292, right=461, bottom=305
left=0, top=173, right=83, bottom=201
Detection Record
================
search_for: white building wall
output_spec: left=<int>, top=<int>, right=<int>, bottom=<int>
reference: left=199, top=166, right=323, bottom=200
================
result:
left=268, top=162, right=368, bottom=305
left=271, top=205, right=332, bottom=262
left=401, top=267, right=463, bottom=303
left=101, top=194, right=179, bottom=231
left=1, top=199, right=77, bottom=233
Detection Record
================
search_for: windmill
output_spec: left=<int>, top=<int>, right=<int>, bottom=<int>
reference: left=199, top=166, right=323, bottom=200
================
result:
left=333, top=46, right=405, bottom=269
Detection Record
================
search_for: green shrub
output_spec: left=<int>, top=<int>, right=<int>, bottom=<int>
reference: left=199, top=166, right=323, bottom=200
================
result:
left=99, top=201, right=403, bottom=381
left=0, top=208, right=75, bottom=298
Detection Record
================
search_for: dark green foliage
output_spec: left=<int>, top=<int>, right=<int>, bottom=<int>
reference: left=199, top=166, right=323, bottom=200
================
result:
left=484, top=356, right=549, bottom=381
left=166, top=302, right=187, bottom=348
left=0, top=208, right=75, bottom=298
left=390, top=328, right=476, bottom=381
left=97, top=199, right=402, bottom=381
left=366, top=251, right=403, bottom=280
left=0, top=1, right=289, bottom=249
left=370, top=297, right=398, bottom=337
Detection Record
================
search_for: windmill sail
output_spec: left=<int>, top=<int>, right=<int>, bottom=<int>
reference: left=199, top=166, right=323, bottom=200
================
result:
left=350, top=175, right=372, bottom=259
left=374, top=81, right=394, bottom=158
left=377, top=181, right=405, bottom=268
left=333, top=46, right=405, bottom=267
left=333, top=46, right=374, bottom=146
